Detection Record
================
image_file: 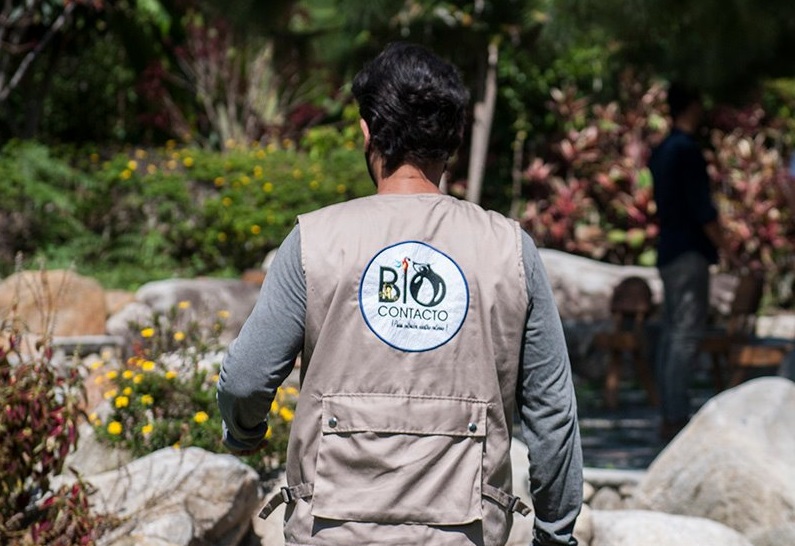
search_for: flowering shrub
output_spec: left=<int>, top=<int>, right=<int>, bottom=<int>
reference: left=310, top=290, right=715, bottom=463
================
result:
left=91, top=302, right=297, bottom=475
left=522, top=79, right=794, bottom=306
left=522, top=80, right=667, bottom=266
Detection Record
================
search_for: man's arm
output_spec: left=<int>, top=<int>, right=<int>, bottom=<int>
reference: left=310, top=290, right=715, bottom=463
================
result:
left=216, top=226, right=306, bottom=453
left=517, top=231, right=583, bottom=546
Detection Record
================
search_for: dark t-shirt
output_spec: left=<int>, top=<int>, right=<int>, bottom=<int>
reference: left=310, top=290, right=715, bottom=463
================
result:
left=649, top=128, right=719, bottom=267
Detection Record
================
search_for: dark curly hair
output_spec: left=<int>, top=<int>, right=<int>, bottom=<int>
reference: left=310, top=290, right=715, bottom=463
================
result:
left=352, top=42, right=469, bottom=177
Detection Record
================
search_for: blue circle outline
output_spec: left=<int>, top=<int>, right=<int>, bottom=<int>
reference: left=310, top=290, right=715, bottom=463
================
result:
left=358, top=240, right=470, bottom=353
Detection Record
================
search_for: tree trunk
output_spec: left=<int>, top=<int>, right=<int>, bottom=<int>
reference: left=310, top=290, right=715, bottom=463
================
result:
left=465, top=40, right=498, bottom=205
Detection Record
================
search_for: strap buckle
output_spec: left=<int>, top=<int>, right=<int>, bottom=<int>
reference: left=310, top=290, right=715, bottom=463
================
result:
left=280, top=486, right=294, bottom=504
left=507, top=495, right=521, bottom=513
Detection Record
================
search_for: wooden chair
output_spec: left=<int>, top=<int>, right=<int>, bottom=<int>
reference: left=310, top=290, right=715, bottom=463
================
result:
left=700, top=271, right=764, bottom=391
left=593, top=276, right=660, bottom=409
left=728, top=343, right=793, bottom=387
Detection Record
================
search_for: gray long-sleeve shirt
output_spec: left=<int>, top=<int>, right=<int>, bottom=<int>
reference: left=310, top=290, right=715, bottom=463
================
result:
left=217, top=226, right=582, bottom=545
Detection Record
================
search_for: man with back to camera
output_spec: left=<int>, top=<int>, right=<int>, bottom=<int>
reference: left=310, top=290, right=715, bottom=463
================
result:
left=650, top=82, right=735, bottom=441
left=217, top=42, right=582, bottom=546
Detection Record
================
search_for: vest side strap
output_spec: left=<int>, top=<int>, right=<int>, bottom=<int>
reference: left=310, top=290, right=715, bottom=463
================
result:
left=258, top=482, right=314, bottom=521
left=482, top=484, right=532, bottom=517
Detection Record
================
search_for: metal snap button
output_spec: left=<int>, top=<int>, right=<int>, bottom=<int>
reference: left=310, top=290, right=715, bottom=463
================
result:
left=328, top=417, right=338, bottom=428
left=468, top=422, right=478, bottom=433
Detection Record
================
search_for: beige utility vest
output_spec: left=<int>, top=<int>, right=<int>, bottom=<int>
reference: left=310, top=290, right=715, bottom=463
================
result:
left=285, top=193, right=528, bottom=546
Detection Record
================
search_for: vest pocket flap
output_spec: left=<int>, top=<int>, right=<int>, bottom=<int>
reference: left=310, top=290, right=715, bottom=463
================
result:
left=321, top=393, right=487, bottom=437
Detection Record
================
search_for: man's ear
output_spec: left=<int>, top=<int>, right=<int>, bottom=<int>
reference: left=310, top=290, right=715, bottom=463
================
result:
left=359, top=118, right=370, bottom=146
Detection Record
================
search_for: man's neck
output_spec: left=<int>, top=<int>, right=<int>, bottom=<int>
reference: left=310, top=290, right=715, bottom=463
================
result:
left=376, top=163, right=444, bottom=195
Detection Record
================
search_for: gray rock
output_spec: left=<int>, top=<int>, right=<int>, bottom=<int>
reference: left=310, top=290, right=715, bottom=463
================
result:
left=106, top=301, right=154, bottom=341
left=539, top=249, right=662, bottom=322
left=590, top=487, right=623, bottom=511
left=591, top=510, right=753, bottom=546
left=748, top=522, right=795, bottom=546
left=632, top=378, right=795, bottom=537
left=583, top=481, right=596, bottom=503
left=573, top=503, right=593, bottom=546
left=91, top=447, right=261, bottom=546
left=64, top=422, right=133, bottom=477
left=135, top=278, right=260, bottom=343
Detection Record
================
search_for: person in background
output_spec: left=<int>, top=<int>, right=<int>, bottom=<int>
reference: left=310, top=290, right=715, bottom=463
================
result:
left=217, top=42, right=582, bottom=546
left=649, top=82, right=736, bottom=441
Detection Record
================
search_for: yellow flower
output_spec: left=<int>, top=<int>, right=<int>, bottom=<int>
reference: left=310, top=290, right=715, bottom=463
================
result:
left=214, top=176, right=225, bottom=187
left=217, top=232, right=228, bottom=242
left=141, top=423, right=154, bottom=435
left=309, top=180, right=320, bottom=190
left=253, top=165, right=263, bottom=178
left=107, top=421, right=123, bottom=435
left=165, top=139, right=176, bottom=150
left=140, top=327, right=155, bottom=338
left=270, top=400, right=280, bottom=414
left=88, top=412, right=97, bottom=422
left=142, top=360, right=156, bottom=372
left=105, top=370, right=118, bottom=380
left=265, top=428, right=273, bottom=439
left=279, top=407, right=294, bottom=422
left=250, top=225, right=261, bottom=235
left=222, top=197, right=232, bottom=207
left=240, top=175, right=251, bottom=185
left=172, top=442, right=181, bottom=450
left=135, top=149, right=147, bottom=159
left=292, top=168, right=302, bottom=179
left=140, top=394, right=154, bottom=405
left=147, top=164, right=157, bottom=175
left=120, top=169, right=132, bottom=180
left=262, top=182, right=273, bottom=193
left=266, top=142, right=278, bottom=153
left=336, top=184, right=346, bottom=194
left=127, top=160, right=138, bottom=171
left=115, top=396, right=130, bottom=408
left=173, top=331, right=186, bottom=342
left=165, top=370, right=177, bottom=380
left=344, top=140, right=356, bottom=150
left=178, top=300, right=191, bottom=309
left=94, top=376, right=104, bottom=385
left=217, top=310, right=230, bottom=319
left=183, top=156, right=194, bottom=168
left=166, top=159, right=177, bottom=170
left=193, top=411, right=210, bottom=424
left=133, top=374, right=144, bottom=384
left=104, top=389, right=118, bottom=400
left=225, top=138, right=236, bottom=149
left=211, top=373, right=220, bottom=383
left=122, top=370, right=134, bottom=379
left=285, top=386, right=299, bottom=396
left=90, top=360, right=104, bottom=370
left=282, top=138, right=294, bottom=149
left=122, top=387, right=133, bottom=395
left=256, top=149, right=266, bottom=159
left=90, top=152, right=100, bottom=163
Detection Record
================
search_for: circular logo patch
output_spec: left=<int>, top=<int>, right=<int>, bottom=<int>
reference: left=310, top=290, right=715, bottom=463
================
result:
left=359, top=241, right=469, bottom=352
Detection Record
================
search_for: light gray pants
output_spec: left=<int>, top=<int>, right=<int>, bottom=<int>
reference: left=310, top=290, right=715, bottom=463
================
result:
left=656, top=252, right=710, bottom=423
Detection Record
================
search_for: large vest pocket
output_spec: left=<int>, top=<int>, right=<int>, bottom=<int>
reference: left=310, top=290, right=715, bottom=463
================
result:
left=311, top=393, right=487, bottom=525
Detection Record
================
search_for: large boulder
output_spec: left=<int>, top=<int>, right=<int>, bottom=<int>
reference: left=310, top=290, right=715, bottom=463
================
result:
left=89, top=447, right=261, bottom=546
left=590, top=510, right=752, bottom=546
left=0, top=269, right=107, bottom=336
left=630, top=377, right=795, bottom=538
left=538, top=249, right=662, bottom=322
left=134, top=278, right=261, bottom=343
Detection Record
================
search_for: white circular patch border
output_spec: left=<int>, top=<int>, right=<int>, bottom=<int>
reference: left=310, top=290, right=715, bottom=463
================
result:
left=358, top=240, right=469, bottom=352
